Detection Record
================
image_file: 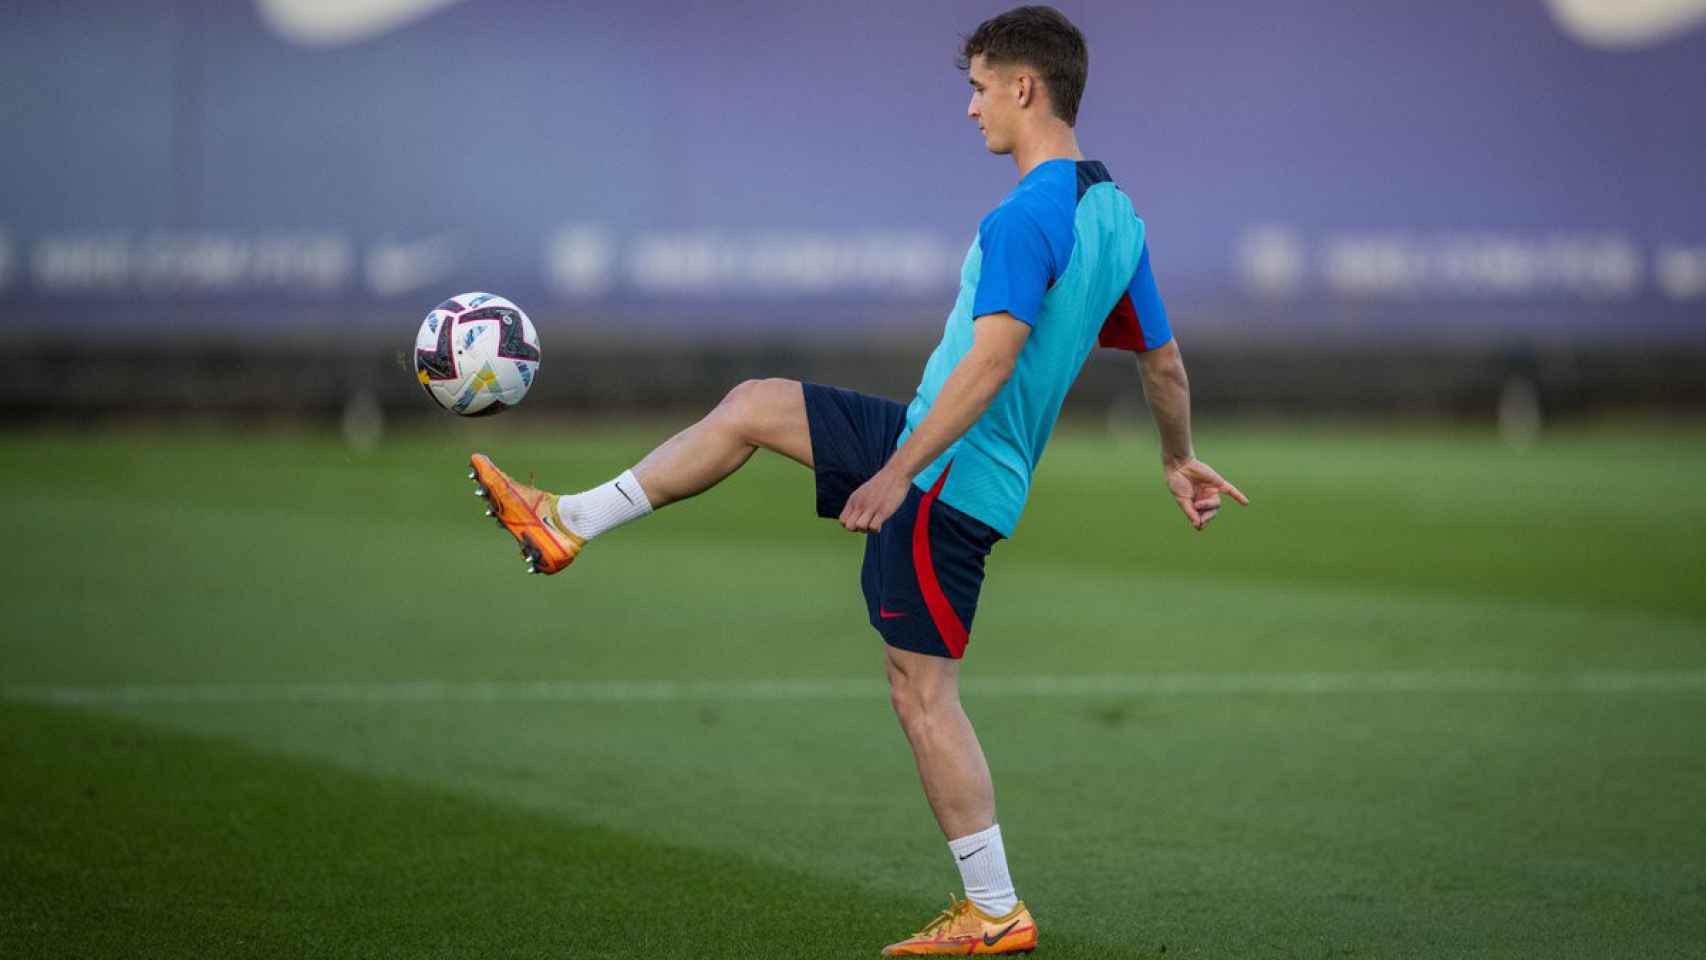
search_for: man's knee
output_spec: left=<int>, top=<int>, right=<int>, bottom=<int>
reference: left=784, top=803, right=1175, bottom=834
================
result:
left=717, top=378, right=760, bottom=417
left=718, top=378, right=800, bottom=443
left=887, top=654, right=959, bottom=736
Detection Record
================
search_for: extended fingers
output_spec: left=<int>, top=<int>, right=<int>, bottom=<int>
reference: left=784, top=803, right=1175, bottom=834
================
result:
left=1220, top=479, right=1250, bottom=506
left=1191, top=462, right=1250, bottom=508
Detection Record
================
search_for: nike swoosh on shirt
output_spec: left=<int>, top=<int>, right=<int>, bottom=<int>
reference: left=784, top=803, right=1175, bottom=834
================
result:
left=256, top=0, right=473, bottom=48
left=1546, top=0, right=1706, bottom=49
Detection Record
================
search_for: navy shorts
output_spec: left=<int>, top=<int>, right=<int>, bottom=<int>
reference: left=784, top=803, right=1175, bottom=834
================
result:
left=802, top=383, right=1002, bottom=660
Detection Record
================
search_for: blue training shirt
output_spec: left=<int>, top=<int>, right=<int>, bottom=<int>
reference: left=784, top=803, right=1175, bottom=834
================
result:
left=898, top=159, right=1171, bottom=537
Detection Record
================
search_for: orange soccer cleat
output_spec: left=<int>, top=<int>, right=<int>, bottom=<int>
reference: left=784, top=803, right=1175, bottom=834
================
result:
left=468, top=453, right=584, bottom=575
left=881, top=895, right=1037, bottom=956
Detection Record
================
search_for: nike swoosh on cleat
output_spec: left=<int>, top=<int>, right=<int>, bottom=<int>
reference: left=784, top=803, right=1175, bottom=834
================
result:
left=956, top=845, right=987, bottom=861
left=982, top=921, right=1021, bottom=947
left=879, top=607, right=908, bottom=620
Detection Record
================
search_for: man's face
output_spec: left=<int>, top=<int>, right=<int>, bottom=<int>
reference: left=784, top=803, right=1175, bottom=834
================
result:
left=965, top=55, right=1021, bottom=155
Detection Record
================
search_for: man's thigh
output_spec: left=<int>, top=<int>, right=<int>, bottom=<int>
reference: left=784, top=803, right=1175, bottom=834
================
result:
left=801, top=383, right=910, bottom=518
left=863, top=480, right=1001, bottom=660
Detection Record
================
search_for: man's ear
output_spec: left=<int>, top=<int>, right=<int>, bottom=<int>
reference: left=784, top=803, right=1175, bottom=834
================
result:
left=1015, top=73, right=1032, bottom=108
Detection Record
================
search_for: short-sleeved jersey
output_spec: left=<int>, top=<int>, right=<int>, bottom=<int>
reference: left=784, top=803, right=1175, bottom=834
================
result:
left=898, top=159, right=1171, bottom=537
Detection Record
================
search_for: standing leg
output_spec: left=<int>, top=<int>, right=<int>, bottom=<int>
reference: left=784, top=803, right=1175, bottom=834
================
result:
left=885, top=646, right=996, bottom=837
left=886, top=646, right=1019, bottom=918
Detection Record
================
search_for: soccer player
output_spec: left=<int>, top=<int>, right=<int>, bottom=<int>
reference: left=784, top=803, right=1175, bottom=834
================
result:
left=467, top=5, right=1247, bottom=954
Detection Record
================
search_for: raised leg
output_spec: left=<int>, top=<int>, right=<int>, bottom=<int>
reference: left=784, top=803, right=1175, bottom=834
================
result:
left=631, top=378, right=812, bottom=508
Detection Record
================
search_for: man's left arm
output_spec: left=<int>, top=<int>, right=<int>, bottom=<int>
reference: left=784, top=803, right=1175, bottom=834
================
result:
left=838, top=313, right=1030, bottom=532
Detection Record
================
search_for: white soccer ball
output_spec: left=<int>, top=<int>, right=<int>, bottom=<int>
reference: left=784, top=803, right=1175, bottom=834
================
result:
left=413, top=292, right=541, bottom=416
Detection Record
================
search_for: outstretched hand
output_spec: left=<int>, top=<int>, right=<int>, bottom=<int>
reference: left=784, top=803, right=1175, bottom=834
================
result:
left=1165, top=458, right=1249, bottom=531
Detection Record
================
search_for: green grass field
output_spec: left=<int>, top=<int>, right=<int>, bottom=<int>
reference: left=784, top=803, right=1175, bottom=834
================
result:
left=4, top=421, right=1705, bottom=958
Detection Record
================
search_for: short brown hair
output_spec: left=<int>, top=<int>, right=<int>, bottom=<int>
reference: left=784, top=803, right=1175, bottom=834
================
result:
left=958, top=6, right=1089, bottom=127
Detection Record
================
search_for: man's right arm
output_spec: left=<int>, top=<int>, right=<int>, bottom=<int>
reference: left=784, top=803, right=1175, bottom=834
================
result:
left=1136, top=340, right=1249, bottom=530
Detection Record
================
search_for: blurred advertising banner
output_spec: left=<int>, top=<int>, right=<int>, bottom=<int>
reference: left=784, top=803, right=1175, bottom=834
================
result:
left=3, top=0, right=1703, bottom=342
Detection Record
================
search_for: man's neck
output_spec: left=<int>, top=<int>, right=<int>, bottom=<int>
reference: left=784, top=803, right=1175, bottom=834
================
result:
left=1012, top=125, right=1083, bottom=179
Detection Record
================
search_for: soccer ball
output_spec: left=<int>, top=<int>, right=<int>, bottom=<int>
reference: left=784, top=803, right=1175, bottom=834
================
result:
left=414, top=292, right=541, bottom=416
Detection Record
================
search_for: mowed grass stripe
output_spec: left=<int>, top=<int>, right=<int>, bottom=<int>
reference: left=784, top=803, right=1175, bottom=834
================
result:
left=9, top=668, right=1706, bottom=706
left=0, top=702, right=1131, bottom=960
left=15, top=690, right=1706, bottom=959
left=5, top=424, right=1705, bottom=623
left=6, top=494, right=1703, bottom=687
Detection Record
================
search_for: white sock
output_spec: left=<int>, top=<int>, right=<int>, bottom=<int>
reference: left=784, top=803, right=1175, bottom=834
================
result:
left=556, top=469, right=652, bottom=539
left=948, top=823, right=1018, bottom=916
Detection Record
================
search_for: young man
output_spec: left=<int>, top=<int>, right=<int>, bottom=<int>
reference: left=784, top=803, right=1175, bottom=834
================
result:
left=466, top=6, right=1247, bottom=955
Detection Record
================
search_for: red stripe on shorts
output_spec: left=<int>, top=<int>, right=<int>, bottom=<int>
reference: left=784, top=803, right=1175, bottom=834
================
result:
left=912, top=463, right=969, bottom=659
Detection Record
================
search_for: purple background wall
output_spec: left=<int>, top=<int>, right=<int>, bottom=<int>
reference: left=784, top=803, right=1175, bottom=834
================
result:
left=3, top=0, right=1703, bottom=344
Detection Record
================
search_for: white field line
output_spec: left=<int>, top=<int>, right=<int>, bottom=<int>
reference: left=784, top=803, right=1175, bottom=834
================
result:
left=4, top=670, right=1706, bottom=707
